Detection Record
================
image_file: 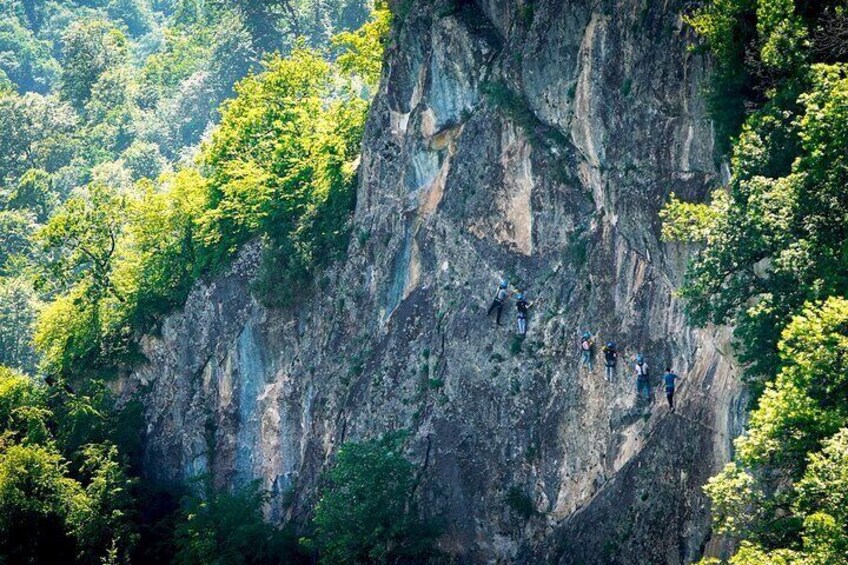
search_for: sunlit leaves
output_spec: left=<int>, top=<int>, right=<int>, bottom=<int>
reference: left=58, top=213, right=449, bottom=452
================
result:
left=61, top=20, right=128, bottom=109
left=704, top=298, right=848, bottom=560
left=332, top=3, right=391, bottom=92
left=660, top=191, right=728, bottom=243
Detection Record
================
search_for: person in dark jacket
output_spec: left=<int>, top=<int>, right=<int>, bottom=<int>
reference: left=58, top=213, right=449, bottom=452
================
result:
left=602, top=342, right=617, bottom=381
left=516, top=293, right=531, bottom=336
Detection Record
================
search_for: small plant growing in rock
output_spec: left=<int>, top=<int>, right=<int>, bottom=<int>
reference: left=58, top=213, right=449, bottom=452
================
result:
left=428, top=378, right=444, bottom=390
left=620, top=78, right=633, bottom=97
left=519, top=4, right=535, bottom=26
left=505, top=486, right=536, bottom=520
left=510, top=377, right=521, bottom=395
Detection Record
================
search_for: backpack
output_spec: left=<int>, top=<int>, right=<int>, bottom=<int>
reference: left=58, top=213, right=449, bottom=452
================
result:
left=636, top=362, right=649, bottom=378
left=581, top=338, right=592, bottom=351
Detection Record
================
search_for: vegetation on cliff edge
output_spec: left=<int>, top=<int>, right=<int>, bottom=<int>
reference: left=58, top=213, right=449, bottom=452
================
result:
left=663, top=1, right=848, bottom=562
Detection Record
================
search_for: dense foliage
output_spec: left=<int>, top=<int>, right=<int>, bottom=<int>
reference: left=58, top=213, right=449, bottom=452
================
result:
left=32, top=39, right=375, bottom=378
left=663, top=1, right=848, bottom=562
left=0, top=1, right=399, bottom=563
left=0, top=0, right=375, bottom=374
left=173, top=482, right=305, bottom=565
left=313, top=434, right=442, bottom=564
left=0, top=366, right=138, bottom=564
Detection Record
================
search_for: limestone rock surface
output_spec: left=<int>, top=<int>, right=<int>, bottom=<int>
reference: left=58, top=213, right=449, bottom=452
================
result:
left=123, top=1, right=747, bottom=562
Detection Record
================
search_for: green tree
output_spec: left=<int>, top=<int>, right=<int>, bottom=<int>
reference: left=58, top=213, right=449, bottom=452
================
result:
left=0, top=443, right=83, bottom=563
left=7, top=168, right=58, bottom=222
left=173, top=482, right=302, bottom=565
left=0, top=366, right=50, bottom=443
left=332, top=2, right=391, bottom=91
left=0, top=278, right=38, bottom=372
left=138, top=26, right=211, bottom=105
left=0, top=91, right=78, bottom=186
left=197, top=46, right=367, bottom=304
left=34, top=183, right=131, bottom=376
left=61, top=20, right=128, bottom=109
left=704, top=298, right=848, bottom=560
left=121, top=140, right=166, bottom=181
left=0, top=209, right=36, bottom=272
left=82, top=64, right=138, bottom=154
left=106, top=0, right=155, bottom=36
left=68, top=443, right=138, bottom=565
left=0, top=366, right=139, bottom=564
left=0, top=3, right=60, bottom=92
left=313, top=434, right=440, bottom=564
left=36, top=183, right=126, bottom=300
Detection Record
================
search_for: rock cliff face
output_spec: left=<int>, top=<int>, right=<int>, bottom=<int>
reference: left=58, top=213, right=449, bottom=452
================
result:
left=123, top=1, right=749, bottom=562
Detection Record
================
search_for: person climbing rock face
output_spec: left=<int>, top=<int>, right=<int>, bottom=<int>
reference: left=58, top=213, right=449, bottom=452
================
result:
left=487, top=280, right=509, bottom=326
left=634, top=354, right=650, bottom=400
left=663, top=368, right=681, bottom=412
left=516, top=293, right=531, bottom=336
left=580, top=332, right=595, bottom=370
left=602, top=342, right=617, bottom=381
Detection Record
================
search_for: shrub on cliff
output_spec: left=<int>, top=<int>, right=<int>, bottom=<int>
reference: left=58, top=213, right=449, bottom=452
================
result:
left=32, top=5, right=390, bottom=378
left=173, top=482, right=305, bottom=565
left=313, top=434, right=442, bottom=564
left=670, top=4, right=848, bottom=562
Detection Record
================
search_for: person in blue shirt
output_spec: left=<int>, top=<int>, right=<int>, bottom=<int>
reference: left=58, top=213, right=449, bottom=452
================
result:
left=663, top=368, right=682, bottom=412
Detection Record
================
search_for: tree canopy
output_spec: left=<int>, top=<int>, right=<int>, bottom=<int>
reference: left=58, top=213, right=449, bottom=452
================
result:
left=665, top=2, right=848, bottom=562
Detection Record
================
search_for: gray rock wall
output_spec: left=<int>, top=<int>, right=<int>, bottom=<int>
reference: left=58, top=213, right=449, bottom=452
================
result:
left=122, top=1, right=747, bottom=562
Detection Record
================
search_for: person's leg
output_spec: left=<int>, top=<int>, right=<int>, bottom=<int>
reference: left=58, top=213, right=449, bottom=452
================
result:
left=668, top=390, right=675, bottom=411
left=487, top=300, right=498, bottom=317
left=495, top=303, right=503, bottom=325
left=581, top=350, right=589, bottom=367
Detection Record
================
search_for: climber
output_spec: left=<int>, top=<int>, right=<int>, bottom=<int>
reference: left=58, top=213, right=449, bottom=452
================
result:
left=634, top=354, right=650, bottom=401
left=663, top=367, right=682, bottom=412
left=580, top=331, right=595, bottom=371
left=487, top=280, right=510, bottom=326
left=516, top=293, right=532, bottom=336
left=602, top=342, right=617, bottom=380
